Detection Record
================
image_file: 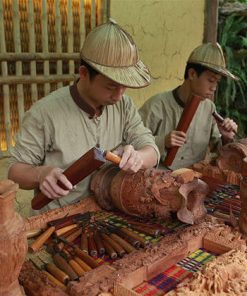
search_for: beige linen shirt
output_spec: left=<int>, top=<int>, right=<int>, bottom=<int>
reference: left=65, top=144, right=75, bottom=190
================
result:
left=139, top=89, right=221, bottom=170
left=10, top=84, right=159, bottom=213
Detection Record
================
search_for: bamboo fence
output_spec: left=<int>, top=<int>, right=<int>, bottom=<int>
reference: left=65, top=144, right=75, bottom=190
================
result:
left=0, top=0, right=108, bottom=155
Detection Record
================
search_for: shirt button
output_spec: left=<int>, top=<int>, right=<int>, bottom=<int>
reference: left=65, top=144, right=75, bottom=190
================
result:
left=181, top=156, right=184, bottom=160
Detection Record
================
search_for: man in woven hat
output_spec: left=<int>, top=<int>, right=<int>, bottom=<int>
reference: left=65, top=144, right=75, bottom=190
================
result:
left=139, top=42, right=238, bottom=170
left=8, top=19, right=159, bottom=213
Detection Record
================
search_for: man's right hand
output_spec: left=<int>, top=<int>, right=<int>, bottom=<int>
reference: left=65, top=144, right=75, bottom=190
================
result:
left=37, top=166, right=73, bottom=199
left=165, top=131, right=187, bottom=149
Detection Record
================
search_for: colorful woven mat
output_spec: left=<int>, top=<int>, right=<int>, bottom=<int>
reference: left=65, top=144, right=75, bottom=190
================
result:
left=96, top=210, right=188, bottom=245
left=134, top=248, right=216, bottom=295
left=205, top=184, right=240, bottom=218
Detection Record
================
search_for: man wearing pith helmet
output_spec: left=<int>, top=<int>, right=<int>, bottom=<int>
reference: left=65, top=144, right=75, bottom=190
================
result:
left=139, top=42, right=238, bottom=170
left=8, top=19, right=160, bottom=213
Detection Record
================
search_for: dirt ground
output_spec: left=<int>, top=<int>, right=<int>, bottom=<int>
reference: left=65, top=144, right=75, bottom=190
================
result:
left=0, top=157, right=32, bottom=218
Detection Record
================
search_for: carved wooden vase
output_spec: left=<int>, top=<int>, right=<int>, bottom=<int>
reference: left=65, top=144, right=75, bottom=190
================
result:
left=0, top=180, right=28, bottom=296
left=239, top=157, right=247, bottom=234
left=217, top=138, right=247, bottom=173
left=91, top=166, right=208, bottom=224
left=90, top=164, right=120, bottom=210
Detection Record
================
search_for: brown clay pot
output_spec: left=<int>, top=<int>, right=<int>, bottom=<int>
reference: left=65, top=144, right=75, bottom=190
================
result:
left=0, top=180, right=28, bottom=296
left=239, top=157, right=247, bottom=234
left=217, top=139, right=247, bottom=173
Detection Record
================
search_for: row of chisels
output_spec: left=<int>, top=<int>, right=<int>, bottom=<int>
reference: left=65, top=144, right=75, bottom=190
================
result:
left=26, top=211, right=172, bottom=288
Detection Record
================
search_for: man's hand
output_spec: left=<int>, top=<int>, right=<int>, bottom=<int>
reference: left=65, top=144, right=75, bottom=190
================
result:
left=113, top=145, right=143, bottom=173
left=217, top=118, right=238, bottom=143
left=165, top=131, right=186, bottom=149
left=37, top=166, right=73, bottom=199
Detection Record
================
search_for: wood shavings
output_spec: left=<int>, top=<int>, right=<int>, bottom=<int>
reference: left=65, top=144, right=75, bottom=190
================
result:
left=168, top=250, right=247, bottom=295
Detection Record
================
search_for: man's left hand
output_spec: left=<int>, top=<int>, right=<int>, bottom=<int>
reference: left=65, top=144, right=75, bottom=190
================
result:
left=114, top=145, right=143, bottom=173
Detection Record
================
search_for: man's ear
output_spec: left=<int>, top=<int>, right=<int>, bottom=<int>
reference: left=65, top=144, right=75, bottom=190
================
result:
left=188, top=68, right=196, bottom=80
left=79, top=66, right=88, bottom=79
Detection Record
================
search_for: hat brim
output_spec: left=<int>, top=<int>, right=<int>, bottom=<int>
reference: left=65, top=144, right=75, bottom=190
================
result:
left=82, top=57, right=151, bottom=88
left=189, top=60, right=239, bottom=81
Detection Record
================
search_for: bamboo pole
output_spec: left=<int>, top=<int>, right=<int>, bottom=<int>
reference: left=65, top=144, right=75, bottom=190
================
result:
left=96, top=0, right=101, bottom=24
left=91, top=0, right=96, bottom=29
left=67, top=0, right=74, bottom=85
left=28, top=0, right=38, bottom=103
left=0, top=74, right=77, bottom=85
left=103, top=0, right=110, bottom=23
left=55, top=0, right=63, bottom=89
left=204, top=0, right=219, bottom=43
left=0, top=0, right=12, bottom=151
left=13, top=0, right=25, bottom=123
left=79, top=0, right=86, bottom=48
left=42, top=0, right=50, bottom=95
left=0, top=52, right=80, bottom=61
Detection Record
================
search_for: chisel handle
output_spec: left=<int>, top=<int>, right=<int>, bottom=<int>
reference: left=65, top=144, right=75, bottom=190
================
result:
left=73, top=256, right=92, bottom=272
left=68, top=259, right=85, bottom=277
left=29, top=226, right=55, bottom=252
left=110, top=233, right=135, bottom=253
left=42, top=270, right=66, bottom=290
left=105, top=151, right=121, bottom=164
left=46, top=263, right=70, bottom=284
left=53, top=253, right=78, bottom=281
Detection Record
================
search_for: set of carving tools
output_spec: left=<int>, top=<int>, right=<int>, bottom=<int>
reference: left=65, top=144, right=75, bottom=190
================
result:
left=27, top=211, right=185, bottom=288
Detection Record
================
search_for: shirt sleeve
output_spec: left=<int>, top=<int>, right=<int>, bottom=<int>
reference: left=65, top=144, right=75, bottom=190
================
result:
left=122, top=96, right=160, bottom=161
left=139, top=95, right=166, bottom=155
left=9, top=104, right=48, bottom=166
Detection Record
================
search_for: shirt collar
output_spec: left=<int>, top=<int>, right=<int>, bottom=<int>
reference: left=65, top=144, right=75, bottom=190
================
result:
left=172, top=86, right=185, bottom=108
left=69, top=80, right=103, bottom=118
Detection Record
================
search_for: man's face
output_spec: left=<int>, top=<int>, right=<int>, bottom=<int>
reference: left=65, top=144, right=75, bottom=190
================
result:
left=85, top=73, right=127, bottom=108
left=190, top=69, right=222, bottom=99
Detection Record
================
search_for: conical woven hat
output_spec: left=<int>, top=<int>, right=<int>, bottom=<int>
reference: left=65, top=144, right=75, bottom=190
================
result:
left=188, top=42, right=238, bottom=80
left=80, top=19, right=150, bottom=88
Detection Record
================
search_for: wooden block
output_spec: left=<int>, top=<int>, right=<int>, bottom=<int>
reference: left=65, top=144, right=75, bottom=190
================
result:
left=117, top=266, right=147, bottom=290
left=203, top=238, right=232, bottom=255
left=25, top=196, right=100, bottom=231
left=146, top=251, right=187, bottom=281
left=186, top=233, right=204, bottom=253
left=114, top=282, right=140, bottom=296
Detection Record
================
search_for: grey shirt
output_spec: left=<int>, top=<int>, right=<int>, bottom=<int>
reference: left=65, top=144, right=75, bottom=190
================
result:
left=139, top=89, right=221, bottom=170
left=10, top=83, right=159, bottom=212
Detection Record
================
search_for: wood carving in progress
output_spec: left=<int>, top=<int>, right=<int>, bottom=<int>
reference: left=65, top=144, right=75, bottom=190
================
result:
left=193, top=138, right=247, bottom=185
left=91, top=166, right=208, bottom=225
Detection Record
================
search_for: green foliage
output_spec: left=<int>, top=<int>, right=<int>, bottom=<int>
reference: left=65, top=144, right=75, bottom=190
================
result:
left=216, top=11, right=247, bottom=136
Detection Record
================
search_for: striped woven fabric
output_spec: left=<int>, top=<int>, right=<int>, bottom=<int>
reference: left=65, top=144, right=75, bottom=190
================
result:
left=97, top=210, right=188, bottom=245
left=134, top=248, right=216, bottom=295
left=205, top=184, right=240, bottom=217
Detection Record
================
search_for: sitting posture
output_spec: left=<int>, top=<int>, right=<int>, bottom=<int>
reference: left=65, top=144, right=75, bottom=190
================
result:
left=139, top=42, right=238, bottom=170
left=8, top=20, right=159, bottom=213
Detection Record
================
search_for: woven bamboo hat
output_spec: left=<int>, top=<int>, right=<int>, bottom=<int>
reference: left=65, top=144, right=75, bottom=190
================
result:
left=80, top=19, right=150, bottom=88
left=187, top=42, right=238, bottom=80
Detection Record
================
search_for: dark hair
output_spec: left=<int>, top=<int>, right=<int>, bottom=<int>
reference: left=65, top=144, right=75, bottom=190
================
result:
left=80, top=59, right=99, bottom=80
left=184, top=63, right=209, bottom=80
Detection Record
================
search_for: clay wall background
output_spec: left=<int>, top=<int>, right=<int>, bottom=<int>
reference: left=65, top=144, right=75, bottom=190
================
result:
left=0, top=0, right=205, bottom=218
left=110, top=0, right=205, bottom=107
